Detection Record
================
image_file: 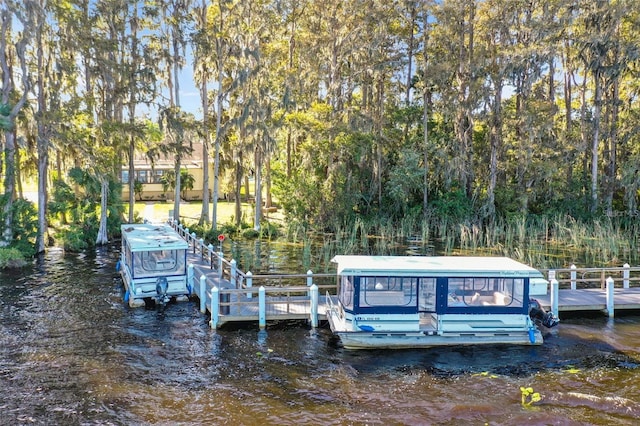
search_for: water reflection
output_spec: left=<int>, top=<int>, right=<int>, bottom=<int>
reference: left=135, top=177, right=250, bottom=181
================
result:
left=1, top=245, right=640, bottom=425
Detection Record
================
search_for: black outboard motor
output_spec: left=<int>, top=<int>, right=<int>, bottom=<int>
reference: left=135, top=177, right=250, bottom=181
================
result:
left=529, top=298, right=559, bottom=328
left=155, top=277, right=170, bottom=309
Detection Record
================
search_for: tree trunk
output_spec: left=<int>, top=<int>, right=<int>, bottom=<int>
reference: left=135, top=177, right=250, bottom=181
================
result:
left=422, top=9, right=430, bottom=220
left=96, top=178, right=109, bottom=245
left=1, top=130, right=16, bottom=246
left=127, top=8, right=139, bottom=224
left=199, top=74, right=210, bottom=225
left=35, top=2, right=47, bottom=254
left=487, top=78, right=502, bottom=220
left=254, top=145, right=262, bottom=231
left=234, top=149, right=243, bottom=227
left=198, top=0, right=210, bottom=226
left=0, top=4, right=31, bottom=247
left=590, top=68, right=602, bottom=214
left=604, top=78, right=619, bottom=215
left=36, top=132, right=48, bottom=254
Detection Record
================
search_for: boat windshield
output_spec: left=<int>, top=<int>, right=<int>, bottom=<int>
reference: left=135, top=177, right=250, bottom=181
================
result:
left=132, top=249, right=186, bottom=278
left=446, top=277, right=525, bottom=308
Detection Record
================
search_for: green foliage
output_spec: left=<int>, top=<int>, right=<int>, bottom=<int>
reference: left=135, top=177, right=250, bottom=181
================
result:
left=133, top=180, right=143, bottom=201
left=48, top=167, right=123, bottom=251
left=0, top=195, right=38, bottom=257
left=431, top=187, right=473, bottom=224
left=520, top=386, right=542, bottom=407
left=0, top=247, right=26, bottom=269
left=159, top=169, right=195, bottom=199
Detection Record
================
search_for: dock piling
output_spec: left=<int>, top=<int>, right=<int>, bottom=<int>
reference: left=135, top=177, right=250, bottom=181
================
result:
left=188, top=264, right=194, bottom=294
left=570, top=264, right=577, bottom=290
left=199, top=275, right=207, bottom=313
left=606, top=277, right=615, bottom=317
left=246, top=271, right=253, bottom=299
left=551, top=279, right=559, bottom=317
left=231, top=259, right=237, bottom=288
left=623, top=264, right=630, bottom=289
left=258, top=286, right=266, bottom=329
left=310, top=284, right=319, bottom=328
left=211, top=286, right=220, bottom=329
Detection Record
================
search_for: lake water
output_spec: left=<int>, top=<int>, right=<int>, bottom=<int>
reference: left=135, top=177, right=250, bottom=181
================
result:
left=2, top=246, right=640, bottom=425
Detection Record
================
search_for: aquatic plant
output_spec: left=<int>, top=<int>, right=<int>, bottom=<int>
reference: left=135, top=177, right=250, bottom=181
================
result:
left=520, top=386, right=542, bottom=407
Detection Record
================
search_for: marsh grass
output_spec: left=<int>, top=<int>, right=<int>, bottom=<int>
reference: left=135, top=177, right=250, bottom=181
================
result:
left=171, top=200, right=640, bottom=270
left=304, top=213, right=640, bottom=269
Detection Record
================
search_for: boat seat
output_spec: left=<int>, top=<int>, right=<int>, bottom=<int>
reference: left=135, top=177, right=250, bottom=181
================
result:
left=493, top=291, right=511, bottom=306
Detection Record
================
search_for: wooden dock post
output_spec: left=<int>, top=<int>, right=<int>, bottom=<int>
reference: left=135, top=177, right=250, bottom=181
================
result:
left=258, top=286, right=266, bottom=329
left=307, top=270, right=313, bottom=296
left=548, top=270, right=556, bottom=283
left=623, top=264, right=630, bottom=289
left=187, top=264, right=194, bottom=295
left=551, top=279, right=559, bottom=317
left=199, top=275, right=207, bottom=314
left=211, top=286, right=220, bottom=329
left=606, top=277, right=614, bottom=317
left=310, top=284, right=319, bottom=328
left=231, top=259, right=237, bottom=287
left=570, top=264, right=577, bottom=290
left=246, top=271, right=253, bottom=299
left=218, top=250, right=223, bottom=278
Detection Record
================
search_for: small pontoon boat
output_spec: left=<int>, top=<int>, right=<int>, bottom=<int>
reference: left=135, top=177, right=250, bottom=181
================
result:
left=118, top=224, right=191, bottom=308
left=326, top=256, right=558, bottom=349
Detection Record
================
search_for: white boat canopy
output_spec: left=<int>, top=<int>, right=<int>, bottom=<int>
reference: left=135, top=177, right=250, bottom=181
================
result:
left=331, top=255, right=544, bottom=279
left=121, top=224, right=189, bottom=252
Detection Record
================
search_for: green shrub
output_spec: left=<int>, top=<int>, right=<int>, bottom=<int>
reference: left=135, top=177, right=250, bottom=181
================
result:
left=0, top=196, right=38, bottom=257
left=0, top=247, right=27, bottom=268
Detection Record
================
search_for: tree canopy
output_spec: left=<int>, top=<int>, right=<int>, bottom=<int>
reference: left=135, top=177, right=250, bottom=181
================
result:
left=1, top=0, right=640, bottom=251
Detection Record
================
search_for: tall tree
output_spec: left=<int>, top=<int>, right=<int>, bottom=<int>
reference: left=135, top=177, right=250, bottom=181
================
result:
left=0, top=0, right=34, bottom=247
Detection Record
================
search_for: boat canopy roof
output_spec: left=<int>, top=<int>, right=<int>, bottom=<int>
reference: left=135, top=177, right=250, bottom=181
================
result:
left=121, top=224, right=188, bottom=252
left=331, top=255, right=544, bottom=279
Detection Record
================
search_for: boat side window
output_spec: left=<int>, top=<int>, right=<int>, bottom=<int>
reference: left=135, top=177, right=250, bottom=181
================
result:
left=360, top=277, right=416, bottom=307
left=339, top=276, right=354, bottom=310
left=447, top=278, right=525, bottom=308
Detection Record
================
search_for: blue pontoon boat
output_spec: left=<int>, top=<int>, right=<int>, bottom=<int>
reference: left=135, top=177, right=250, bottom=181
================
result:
left=326, top=256, right=558, bottom=349
left=119, top=224, right=190, bottom=308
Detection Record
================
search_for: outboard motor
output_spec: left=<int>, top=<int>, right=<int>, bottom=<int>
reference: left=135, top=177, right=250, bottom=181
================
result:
left=529, top=298, right=559, bottom=328
left=155, top=277, right=170, bottom=309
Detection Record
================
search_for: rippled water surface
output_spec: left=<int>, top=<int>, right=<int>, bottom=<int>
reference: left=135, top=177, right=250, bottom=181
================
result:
left=2, top=247, right=640, bottom=425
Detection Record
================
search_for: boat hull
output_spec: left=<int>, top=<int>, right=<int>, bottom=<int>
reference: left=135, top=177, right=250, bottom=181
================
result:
left=332, top=329, right=543, bottom=350
left=327, top=310, right=543, bottom=349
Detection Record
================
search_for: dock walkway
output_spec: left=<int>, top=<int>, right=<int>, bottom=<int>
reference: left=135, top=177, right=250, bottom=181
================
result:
left=168, top=220, right=640, bottom=328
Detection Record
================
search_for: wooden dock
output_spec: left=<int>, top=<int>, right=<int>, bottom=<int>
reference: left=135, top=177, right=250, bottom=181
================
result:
left=535, top=288, right=640, bottom=313
left=169, top=220, right=640, bottom=327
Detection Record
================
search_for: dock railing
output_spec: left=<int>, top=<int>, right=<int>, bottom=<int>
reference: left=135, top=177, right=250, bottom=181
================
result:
left=541, top=264, right=640, bottom=290
left=199, top=285, right=324, bottom=329
left=540, top=264, right=640, bottom=318
left=169, top=218, right=337, bottom=328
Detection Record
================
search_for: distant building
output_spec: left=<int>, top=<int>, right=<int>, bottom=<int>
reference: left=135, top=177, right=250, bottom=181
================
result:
left=121, top=142, right=213, bottom=202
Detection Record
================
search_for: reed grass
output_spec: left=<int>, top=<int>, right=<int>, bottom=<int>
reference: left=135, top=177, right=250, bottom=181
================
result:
left=294, top=213, right=640, bottom=269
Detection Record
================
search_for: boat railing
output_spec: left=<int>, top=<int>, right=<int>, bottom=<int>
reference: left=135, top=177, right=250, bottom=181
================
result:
left=541, top=265, right=640, bottom=290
